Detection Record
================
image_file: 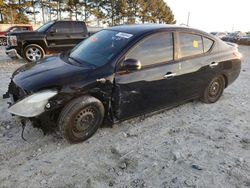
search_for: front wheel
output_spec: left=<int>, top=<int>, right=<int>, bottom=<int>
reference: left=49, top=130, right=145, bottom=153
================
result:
left=0, top=38, right=7, bottom=46
left=201, top=75, right=225, bottom=103
left=58, top=96, right=105, bottom=143
left=23, top=44, right=45, bottom=62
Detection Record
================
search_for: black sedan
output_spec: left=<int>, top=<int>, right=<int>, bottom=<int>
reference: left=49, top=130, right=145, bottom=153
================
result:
left=221, top=31, right=246, bottom=43
left=238, top=34, right=250, bottom=45
left=4, top=24, right=242, bottom=143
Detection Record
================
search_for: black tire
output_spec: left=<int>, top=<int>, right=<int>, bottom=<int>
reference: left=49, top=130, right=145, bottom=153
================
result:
left=58, top=96, right=105, bottom=143
left=0, top=38, right=7, bottom=46
left=201, top=75, right=225, bottom=103
left=23, top=44, right=45, bottom=62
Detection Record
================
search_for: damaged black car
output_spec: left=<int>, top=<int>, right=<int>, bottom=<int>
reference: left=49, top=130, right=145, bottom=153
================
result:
left=4, top=24, right=242, bottom=143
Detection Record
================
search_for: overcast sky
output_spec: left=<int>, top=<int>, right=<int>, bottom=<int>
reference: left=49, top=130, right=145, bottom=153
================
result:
left=166, top=0, right=250, bottom=32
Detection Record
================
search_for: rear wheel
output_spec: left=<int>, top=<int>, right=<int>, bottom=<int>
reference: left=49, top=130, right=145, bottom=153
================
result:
left=24, top=44, right=45, bottom=62
left=201, top=75, right=225, bottom=103
left=58, top=96, right=104, bottom=143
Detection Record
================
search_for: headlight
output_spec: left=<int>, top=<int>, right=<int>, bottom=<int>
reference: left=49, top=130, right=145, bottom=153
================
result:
left=9, top=35, right=17, bottom=46
left=8, top=90, right=58, bottom=117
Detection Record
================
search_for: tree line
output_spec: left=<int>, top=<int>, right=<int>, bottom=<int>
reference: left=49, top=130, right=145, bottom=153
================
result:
left=0, top=0, right=176, bottom=26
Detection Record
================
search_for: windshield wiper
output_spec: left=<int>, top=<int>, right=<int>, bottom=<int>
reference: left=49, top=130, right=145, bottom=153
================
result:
left=68, top=56, right=82, bottom=65
left=68, top=56, right=97, bottom=69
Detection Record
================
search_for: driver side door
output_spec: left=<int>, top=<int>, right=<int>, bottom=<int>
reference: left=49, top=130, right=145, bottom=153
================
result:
left=113, top=32, right=180, bottom=120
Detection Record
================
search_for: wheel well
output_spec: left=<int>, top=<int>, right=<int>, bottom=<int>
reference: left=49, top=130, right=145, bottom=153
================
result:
left=222, top=74, right=228, bottom=88
left=23, top=42, right=46, bottom=54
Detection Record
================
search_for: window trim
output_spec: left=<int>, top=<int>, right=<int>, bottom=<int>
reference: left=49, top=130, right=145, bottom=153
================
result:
left=120, top=31, right=175, bottom=70
left=175, top=31, right=215, bottom=62
left=71, top=22, right=87, bottom=34
left=202, top=36, right=214, bottom=53
left=50, top=22, right=72, bottom=34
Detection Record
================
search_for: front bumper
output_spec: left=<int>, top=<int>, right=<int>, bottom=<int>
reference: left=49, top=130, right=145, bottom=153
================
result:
left=5, top=47, right=22, bottom=59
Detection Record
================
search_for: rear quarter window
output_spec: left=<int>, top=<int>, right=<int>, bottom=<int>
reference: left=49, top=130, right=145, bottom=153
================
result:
left=203, top=37, right=214, bottom=52
left=71, top=22, right=87, bottom=33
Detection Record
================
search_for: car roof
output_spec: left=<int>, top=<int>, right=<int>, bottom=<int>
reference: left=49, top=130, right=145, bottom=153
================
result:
left=105, top=24, right=210, bottom=36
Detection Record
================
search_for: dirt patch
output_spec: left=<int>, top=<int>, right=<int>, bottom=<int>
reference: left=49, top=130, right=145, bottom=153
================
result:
left=0, top=46, right=250, bottom=188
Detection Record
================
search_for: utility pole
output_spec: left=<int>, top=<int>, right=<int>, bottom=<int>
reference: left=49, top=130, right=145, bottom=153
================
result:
left=41, top=0, right=45, bottom=24
left=32, top=0, right=36, bottom=24
left=187, top=12, right=190, bottom=27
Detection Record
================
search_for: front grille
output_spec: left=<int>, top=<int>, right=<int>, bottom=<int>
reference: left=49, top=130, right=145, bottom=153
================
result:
left=8, top=80, right=27, bottom=102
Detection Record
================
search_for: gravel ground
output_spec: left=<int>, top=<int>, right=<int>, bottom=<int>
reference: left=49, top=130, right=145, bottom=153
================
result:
left=0, top=46, right=249, bottom=188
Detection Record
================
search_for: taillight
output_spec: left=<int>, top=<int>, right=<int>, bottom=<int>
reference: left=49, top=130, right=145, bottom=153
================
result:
left=233, top=51, right=242, bottom=59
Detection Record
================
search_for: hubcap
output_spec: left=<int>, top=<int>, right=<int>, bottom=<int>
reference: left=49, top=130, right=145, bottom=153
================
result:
left=26, top=47, right=42, bottom=62
left=72, top=107, right=97, bottom=138
left=209, top=79, right=220, bottom=97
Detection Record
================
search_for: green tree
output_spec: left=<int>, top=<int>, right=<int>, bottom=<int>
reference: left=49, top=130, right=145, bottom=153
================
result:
left=80, top=0, right=95, bottom=23
left=67, top=0, right=78, bottom=20
left=91, top=0, right=105, bottom=26
left=102, top=0, right=128, bottom=26
left=139, top=0, right=175, bottom=24
left=1, top=0, right=30, bottom=24
left=126, top=0, right=141, bottom=24
left=151, top=0, right=175, bottom=24
left=0, top=0, right=5, bottom=22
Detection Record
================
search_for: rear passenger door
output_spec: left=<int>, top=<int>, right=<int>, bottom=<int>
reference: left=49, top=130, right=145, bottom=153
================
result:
left=176, top=32, right=217, bottom=100
left=70, top=22, right=88, bottom=45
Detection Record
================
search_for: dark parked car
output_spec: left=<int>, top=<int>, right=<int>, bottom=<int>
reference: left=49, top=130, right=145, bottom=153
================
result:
left=5, top=20, right=89, bottom=62
left=238, top=34, right=250, bottom=45
left=0, top=24, right=33, bottom=46
left=221, top=31, right=246, bottom=43
left=210, top=32, right=228, bottom=39
left=4, top=24, right=242, bottom=143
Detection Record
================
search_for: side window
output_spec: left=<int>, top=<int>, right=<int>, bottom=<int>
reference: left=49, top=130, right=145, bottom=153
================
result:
left=126, top=32, right=173, bottom=67
left=179, top=33, right=203, bottom=58
left=10, top=27, right=18, bottom=32
left=203, top=37, right=214, bottom=53
left=51, top=22, right=71, bottom=33
left=71, top=22, right=86, bottom=33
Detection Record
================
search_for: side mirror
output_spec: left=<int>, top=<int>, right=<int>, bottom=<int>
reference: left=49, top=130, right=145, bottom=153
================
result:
left=50, top=28, right=58, bottom=34
left=121, top=59, right=142, bottom=71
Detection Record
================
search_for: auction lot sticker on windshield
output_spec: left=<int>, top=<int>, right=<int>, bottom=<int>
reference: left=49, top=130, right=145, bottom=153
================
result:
left=116, top=32, right=133, bottom=39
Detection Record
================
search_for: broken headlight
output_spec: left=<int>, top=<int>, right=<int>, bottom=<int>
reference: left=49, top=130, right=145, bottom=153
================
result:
left=8, top=90, right=58, bottom=117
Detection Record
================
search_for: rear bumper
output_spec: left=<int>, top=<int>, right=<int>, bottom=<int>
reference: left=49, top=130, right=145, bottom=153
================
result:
left=226, top=60, right=241, bottom=86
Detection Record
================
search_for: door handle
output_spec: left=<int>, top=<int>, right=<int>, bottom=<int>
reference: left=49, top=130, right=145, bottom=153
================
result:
left=163, top=72, right=176, bottom=79
left=209, top=62, right=219, bottom=68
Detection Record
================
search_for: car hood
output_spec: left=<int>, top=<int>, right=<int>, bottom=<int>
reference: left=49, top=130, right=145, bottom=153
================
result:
left=12, top=55, right=92, bottom=92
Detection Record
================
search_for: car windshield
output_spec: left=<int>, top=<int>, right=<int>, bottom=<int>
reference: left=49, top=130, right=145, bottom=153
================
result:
left=36, top=21, right=55, bottom=32
left=69, top=30, right=134, bottom=67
